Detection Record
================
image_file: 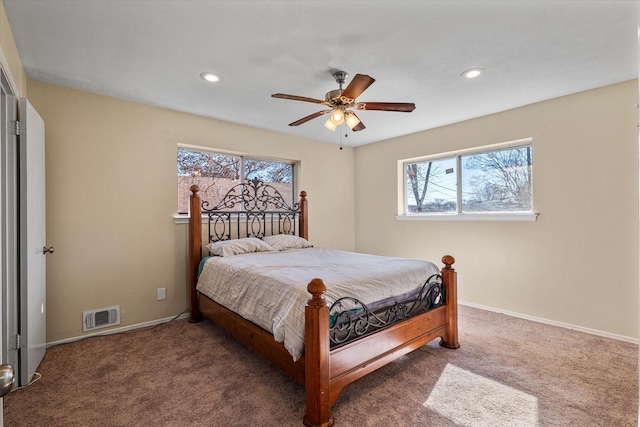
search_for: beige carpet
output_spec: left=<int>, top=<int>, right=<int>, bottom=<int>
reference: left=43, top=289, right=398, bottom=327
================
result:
left=4, top=305, right=637, bottom=426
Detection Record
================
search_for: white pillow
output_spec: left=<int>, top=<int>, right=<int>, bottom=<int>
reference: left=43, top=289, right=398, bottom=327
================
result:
left=263, top=234, right=313, bottom=251
left=206, top=237, right=274, bottom=257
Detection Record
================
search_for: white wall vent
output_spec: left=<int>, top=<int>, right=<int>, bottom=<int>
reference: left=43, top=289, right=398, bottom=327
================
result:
left=83, top=305, right=120, bottom=332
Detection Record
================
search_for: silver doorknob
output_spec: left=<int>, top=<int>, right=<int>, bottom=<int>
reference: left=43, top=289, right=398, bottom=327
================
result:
left=42, top=246, right=54, bottom=254
left=0, top=364, right=14, bottom=397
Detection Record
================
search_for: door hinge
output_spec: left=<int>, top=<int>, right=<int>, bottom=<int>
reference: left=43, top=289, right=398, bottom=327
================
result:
left=13, top=334, right=21, bottom=350
left=8, top=120, right=21, bottom=136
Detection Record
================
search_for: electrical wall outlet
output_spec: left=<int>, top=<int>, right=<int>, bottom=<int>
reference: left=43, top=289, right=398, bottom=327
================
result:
left=457, top=274, right=463, bottom=286
left=157, top=288, right=166, bottom=301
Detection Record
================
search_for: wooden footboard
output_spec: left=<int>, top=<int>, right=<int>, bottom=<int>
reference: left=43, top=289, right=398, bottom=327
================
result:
left=187, top=185, right=459, bottom=426
left=303, top=258, right=458, bottom=427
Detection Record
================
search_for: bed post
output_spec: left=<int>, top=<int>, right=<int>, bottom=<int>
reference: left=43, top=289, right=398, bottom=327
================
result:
left=303, top=278, right=333, bottom=427
left=299, top=190, right=308, bottom=240
left=439, top=255, right=460, bottom=349
left=188, top=185, right=204, bottom=323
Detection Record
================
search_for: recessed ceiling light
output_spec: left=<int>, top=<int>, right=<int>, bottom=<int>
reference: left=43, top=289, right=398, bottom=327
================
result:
left=200, top=72, right=222, bottom=83
left=461, top=68, right=484, bottom=79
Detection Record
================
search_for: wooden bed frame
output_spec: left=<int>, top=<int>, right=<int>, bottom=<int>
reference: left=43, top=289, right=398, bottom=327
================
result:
left=187, top=183, right=459, bottom=426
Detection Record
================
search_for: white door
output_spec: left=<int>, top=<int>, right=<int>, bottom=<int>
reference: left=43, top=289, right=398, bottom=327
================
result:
left=18, top=98, right=47, bottom=386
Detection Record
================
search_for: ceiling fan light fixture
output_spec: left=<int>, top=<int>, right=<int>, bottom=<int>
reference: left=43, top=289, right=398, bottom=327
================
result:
left=344, top=111, right=361, bottom=130
left=330, top=108, right=345, bottom=125
left=324, top=117, right=338, bottom=131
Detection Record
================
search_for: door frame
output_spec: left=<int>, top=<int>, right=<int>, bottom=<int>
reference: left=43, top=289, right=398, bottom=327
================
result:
left=0, top=62, right=19, bottom=427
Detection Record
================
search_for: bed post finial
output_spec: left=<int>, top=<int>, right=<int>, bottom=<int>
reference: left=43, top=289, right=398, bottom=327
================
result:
left=307, top=278, right=326, bottom=304
left=442, top=255, right=455, bottom=270
left=304, top=278, right=333, bottom=427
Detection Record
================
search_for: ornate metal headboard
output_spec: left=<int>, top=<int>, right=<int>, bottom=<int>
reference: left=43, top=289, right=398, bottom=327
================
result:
left=200, top=178, right=305, bottom=243
left=187, top=179, right=308, bottom=321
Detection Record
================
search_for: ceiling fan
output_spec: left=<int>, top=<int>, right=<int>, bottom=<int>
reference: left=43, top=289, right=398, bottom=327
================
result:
left=271, top=71, right=416, bottom=132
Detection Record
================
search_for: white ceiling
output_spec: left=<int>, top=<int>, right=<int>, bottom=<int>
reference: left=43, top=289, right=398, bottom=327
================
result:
left=3, top=0, right=639, bottom=147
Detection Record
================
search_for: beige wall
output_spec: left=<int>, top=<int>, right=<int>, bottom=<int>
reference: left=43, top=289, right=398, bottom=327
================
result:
left=354, top=80, right=639, bottom=339
left=26, top=80, right=356, bottom=342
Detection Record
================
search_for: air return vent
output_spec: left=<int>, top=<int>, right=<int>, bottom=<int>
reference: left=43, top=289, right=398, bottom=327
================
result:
left=82, top=305, right=120, bottom=332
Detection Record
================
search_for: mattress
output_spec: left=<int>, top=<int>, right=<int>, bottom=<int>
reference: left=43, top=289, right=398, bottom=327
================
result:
left=196, top=247, right=439, bottom=361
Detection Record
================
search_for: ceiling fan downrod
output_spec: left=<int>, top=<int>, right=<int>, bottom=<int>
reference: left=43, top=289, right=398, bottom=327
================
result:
left=332, top=71, right=348, bottom=90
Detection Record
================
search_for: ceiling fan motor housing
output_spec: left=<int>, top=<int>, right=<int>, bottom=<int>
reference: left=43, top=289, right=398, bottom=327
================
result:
left=326, top=89, right=348, bottom=105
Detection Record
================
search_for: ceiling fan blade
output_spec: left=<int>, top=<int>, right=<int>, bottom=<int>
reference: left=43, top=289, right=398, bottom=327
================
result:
left=341, top=74, right=375, bottom=101
left=356, top=102, right=416, bottom=112
left=288, top=110, right=332, bottom=126
left=272, top=93, right=325, bottom=104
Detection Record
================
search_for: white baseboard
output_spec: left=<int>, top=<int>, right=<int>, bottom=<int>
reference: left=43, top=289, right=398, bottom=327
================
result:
left=46, top=311, right=190, bottom=348
left=460, top=300, right=638, bottom=345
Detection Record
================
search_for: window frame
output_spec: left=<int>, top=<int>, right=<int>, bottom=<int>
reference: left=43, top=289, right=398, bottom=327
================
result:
left=397, top=138, right=538, bottom=222
left=174, top=144, right=297, bottom=222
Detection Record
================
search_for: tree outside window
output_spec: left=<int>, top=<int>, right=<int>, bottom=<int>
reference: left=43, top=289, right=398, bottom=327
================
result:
left=462, top=146, right=532, bottom=212
left=406, top=157, right=456, bottom=213
left=177, top=149, right=294, bottom=214
left=404, top=144, right=533, bottom=215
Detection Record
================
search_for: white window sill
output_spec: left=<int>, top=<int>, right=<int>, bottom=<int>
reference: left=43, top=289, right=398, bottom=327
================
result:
left=173, top=214, right=225, bottom=224
left=174, top=214, right=197, bottom=224
left=396, top=212, right=539, bottom=222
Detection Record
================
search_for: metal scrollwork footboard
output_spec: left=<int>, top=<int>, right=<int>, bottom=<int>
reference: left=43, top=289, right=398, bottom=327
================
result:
left=329, top=273, right=445, bottom=348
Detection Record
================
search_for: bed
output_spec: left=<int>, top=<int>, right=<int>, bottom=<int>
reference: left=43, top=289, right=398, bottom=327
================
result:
left=187, top=179, right=459, bottom=426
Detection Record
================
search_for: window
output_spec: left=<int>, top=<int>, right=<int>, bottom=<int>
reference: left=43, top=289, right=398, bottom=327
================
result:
left=177, top=148, right=294, bottom=215
left=402, top=140, right=534, bottom=218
